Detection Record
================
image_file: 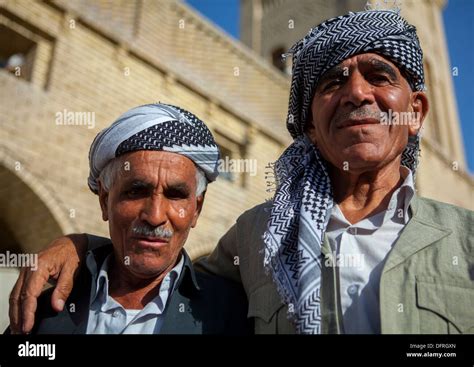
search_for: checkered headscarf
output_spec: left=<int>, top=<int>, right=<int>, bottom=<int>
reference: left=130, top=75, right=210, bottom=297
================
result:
left=88, top=103, right=219, bottom=194
left=263, top=10, right=425, bottom=334
left=286, top=9, right=425, bottom=137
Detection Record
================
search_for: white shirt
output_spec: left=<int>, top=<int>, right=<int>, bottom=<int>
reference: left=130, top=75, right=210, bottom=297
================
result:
left=85, top=252, right=184, bottom=334
left=325, top=166, right=415, bottom=334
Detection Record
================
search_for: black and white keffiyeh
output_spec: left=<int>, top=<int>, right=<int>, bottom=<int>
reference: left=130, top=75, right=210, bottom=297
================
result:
left=263, top=9, right=425, bottom=334
left=88, top=103, right=219, bottom=194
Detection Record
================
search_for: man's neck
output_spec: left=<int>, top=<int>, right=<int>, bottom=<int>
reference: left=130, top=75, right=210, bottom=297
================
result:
left=107, top=255, right=180, bottom=310
left=329, top=158, right=404, bottom=224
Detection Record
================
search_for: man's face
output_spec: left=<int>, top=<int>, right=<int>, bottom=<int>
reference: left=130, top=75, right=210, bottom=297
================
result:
left=308, top=53, right=428, bottom=173
left=98, top=151, right=204, bottom=279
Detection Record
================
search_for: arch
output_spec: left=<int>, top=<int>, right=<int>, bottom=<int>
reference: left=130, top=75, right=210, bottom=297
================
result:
left=0, top=147, right=77, bottom=254
left=0, top=147, right=80, bottom=331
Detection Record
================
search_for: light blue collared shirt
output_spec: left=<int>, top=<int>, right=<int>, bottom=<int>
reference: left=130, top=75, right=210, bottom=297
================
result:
left=85, top=251, right=184, bottom=334
left=325, top=166, right=415, bottom=334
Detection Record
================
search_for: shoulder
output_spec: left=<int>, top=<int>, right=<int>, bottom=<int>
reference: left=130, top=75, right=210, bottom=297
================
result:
left=32, top=260, right=93, bottom=334
left=417, top=197, right=474, bottom=226
left=416, top=196, right=474, bottom=243
left=239, top=201, right=272, bottom=218
left=235, top=201, right=272, bottom=228
left=30, top=287, right=65, bottom=333
left=232, top=201, right=272, bottom=259
left=4, top=288, right=57, bottom=334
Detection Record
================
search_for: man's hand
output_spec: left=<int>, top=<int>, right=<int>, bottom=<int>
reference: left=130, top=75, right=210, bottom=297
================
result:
left=8, top=234, right=87, bottom=334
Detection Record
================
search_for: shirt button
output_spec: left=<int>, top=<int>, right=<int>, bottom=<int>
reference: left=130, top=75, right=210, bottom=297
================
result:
left=347, top=284, right=359, bottom=296
left=347, top=227, right=357, bottom=235
left=113, top=310, right=121, bottom=318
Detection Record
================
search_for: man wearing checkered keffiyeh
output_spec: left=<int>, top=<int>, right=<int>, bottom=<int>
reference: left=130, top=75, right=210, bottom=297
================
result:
left=262, top=8, right=428, bottom=334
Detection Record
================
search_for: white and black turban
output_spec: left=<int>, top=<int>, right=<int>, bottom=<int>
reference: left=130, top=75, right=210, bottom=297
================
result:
left=263, top=10, right=425, bottom=334
left=286, top=9, right=425, bottom=137
left=88, top=103, right=220, bottom=194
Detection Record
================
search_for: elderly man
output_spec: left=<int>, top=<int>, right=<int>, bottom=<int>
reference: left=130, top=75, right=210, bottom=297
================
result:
left=9, top=9, right=474, bottom=334
left=7, top=103, right=251, bottom=334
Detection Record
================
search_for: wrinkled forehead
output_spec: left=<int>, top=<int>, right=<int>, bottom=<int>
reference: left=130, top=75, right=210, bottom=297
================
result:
left=320, top=52, right=403, bottom=75
left=317, top=52, right=411, bottom=89
left=115, top=150, right=197, bottom=181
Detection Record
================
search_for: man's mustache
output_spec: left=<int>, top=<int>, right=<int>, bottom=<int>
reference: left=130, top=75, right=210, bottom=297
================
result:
left=332, top=105, right=382, bottom=127
left=131, top=224, right=174, bottom=239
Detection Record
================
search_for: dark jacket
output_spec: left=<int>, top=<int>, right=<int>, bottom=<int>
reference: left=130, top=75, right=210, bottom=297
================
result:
left=14, top=243, right=252, bottom=335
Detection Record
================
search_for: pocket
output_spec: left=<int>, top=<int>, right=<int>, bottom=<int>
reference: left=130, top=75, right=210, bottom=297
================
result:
left=416, top=277, right=474, bottom=334
left=247, top=283, right=286, bottom=334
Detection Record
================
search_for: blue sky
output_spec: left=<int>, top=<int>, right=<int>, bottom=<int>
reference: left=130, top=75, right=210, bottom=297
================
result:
left=443, top=0, right=474, bottom=172
left=186, top=0, right=474, bottom=172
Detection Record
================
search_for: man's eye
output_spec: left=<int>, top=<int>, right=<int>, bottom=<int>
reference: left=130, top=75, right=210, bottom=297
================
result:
left=368, top=74, right=389, bottom=84
left=165, top=189, right=188, bottom=199
left=125, top=188, right=146, bottom=198
left=322, top=79, right=342, bottom=91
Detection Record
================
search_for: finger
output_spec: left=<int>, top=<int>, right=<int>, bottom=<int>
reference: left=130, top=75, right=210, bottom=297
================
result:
left=20, top=265, right=51, bottom=334
left=9, top=269, right=28, bottom=334
left=51, top=264, right=77, bottom=312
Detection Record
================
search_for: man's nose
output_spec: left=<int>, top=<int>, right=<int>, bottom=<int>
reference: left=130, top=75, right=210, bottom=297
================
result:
left=340, top=72, right=375, bottom=107
left=139, top=195, right=167, bottom=227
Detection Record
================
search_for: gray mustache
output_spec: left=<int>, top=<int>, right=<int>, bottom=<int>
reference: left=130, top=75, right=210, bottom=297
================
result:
left=131, top=224, right=173, bottom=239
left=333, top=106, right=381, bottom=126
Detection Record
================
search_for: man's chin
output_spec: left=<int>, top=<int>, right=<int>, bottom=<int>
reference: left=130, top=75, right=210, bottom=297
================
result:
left=128, top=266, right=167, bottom=279
left=127, top=257, right=169, bottom=278
left=337, top=148, right=386, bottom=172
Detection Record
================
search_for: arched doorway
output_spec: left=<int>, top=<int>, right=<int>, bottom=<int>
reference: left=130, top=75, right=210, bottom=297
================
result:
left=0, top=155, right=75, bottom=331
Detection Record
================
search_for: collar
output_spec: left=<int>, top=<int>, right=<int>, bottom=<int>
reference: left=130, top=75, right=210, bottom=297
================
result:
left=329, top=166, right=415, bottom=231
left=87, top=252, right=184, bottom=312
left=85, top=243, right=201, bottom=297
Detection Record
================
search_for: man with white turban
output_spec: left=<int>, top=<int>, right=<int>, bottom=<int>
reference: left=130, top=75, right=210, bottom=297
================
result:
left=9, top=8, right=474, bottom=335
left=7, top=103, right=251, bottom=334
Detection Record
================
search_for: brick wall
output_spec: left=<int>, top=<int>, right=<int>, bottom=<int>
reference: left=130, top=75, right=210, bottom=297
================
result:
left=0, top=0, right=291, bottom=261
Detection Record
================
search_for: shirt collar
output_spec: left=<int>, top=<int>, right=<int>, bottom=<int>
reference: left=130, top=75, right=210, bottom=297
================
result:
left=399, top=165, right=415, bottom=222
left=329, top=165, right=415, bottom=230
left=180, top=251, right=202, bottom=292
left=390, top=165, right=415, bottom=225
left=86, top=250, right=185, bottom=314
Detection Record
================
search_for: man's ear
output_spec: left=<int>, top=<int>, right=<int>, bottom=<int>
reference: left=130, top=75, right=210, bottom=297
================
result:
left=191, top=192, right=205, bottom=228
left=98, top=181, right=109, bottom=222
left=409, top=91, right=429, bottom=136
left=305, top=115, right=319, bottom=146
